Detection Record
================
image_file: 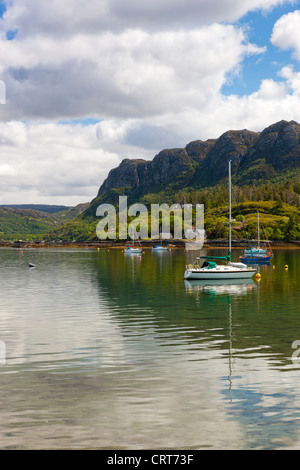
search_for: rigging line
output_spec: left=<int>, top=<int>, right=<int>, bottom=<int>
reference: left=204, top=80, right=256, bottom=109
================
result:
left=231, top=186, right=253, bottom=256
left=261, top=223, right=273, bottom=254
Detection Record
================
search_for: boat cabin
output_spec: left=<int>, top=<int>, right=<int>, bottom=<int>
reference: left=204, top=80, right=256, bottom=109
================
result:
left=201, top=261, right=217, bottom=269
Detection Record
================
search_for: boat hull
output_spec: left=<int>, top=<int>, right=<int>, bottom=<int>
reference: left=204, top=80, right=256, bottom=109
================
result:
left=240, top=256, right=271, bottom=263
left=184, top=268, right=256, bottom=280
left=124, top=248, right=142, bottom=254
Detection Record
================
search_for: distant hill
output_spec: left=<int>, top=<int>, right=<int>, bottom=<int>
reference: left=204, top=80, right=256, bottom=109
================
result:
left=0, top=203, right=90, bottom=240
left=0, top=204, right=70, bottom=214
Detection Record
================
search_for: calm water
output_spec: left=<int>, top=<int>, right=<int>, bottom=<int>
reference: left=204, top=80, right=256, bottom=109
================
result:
left=0, top=246, right=300, bottom=450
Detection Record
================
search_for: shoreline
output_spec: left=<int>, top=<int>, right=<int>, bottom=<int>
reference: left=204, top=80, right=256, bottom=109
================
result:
left=0, top=239, right=299, bottom=250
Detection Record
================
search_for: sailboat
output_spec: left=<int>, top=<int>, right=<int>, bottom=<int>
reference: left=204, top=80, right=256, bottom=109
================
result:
left=184, top=161, right=256, bottom=280
left=152, top=244, right=168, bottom=251
left=124, top=229, right=143, bottom=254
left=152, top=236, right=169, bottom=251
left=124, top=246, right=142, bottom=254
left=240, top=211, right=272, bottom=263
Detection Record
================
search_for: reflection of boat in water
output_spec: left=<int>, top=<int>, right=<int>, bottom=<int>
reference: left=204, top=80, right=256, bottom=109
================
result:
left=184, top=161, right=256, bottom=281
left=184, top=278, right=255, bottom=296
left=185, top=277, right=255, bottom=395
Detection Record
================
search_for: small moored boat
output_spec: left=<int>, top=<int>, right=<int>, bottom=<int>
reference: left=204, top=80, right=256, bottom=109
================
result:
left=240, top=211, right=273, bottom=264
left=184, top=260, right=255, bottom=280
left=124, top=246, right=142, bottom=254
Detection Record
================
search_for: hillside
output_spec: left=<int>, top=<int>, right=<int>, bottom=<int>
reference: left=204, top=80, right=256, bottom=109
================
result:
left=4, top=119, right=300, bottom=243
left=0, top=203, right=90, bottom=241
left=0, top=204, right=70, bottom=214
left=43, top=120, right=300, bottom=243
left=83, top=119, right=300, bottom=218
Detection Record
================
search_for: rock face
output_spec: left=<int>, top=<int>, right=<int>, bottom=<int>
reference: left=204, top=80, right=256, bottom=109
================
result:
left=95, top=120, right=300, bottom=205
left=240, top=120, right=300, bottom=171
left=151, top=148, right=193, bottom=186
left=198, top=129, right=259, bottom=185
left=185, top=139, right=216, bottom=160
left=98, top=159, right=150, bottom=196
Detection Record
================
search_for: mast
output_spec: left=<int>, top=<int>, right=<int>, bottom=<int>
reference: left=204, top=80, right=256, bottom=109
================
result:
left=228, top=160, right=232, bottom=260
left=199, top=159, right=232, bottom=262
left=257, top=211, right=260, bottom=248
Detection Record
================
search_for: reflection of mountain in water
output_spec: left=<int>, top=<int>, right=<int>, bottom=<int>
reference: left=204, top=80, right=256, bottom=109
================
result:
left=90, top=249, right=300, bottom=449
left=90, top=249, right=300, bottom=369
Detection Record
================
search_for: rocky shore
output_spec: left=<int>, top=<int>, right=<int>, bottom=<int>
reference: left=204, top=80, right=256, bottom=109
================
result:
left=0, top=238, right=299, bottom=249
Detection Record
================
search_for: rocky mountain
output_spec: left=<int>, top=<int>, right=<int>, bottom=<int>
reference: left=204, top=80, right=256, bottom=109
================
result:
left=84, top=120, right=300, bottom=216
left=237, top=120, right=300, bottom=184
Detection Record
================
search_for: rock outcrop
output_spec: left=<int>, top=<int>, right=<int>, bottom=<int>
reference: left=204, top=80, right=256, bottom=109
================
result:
left=98, top=158, right=150, bottom=196
left=240, top=120, right=300, bottom=171
left=89, top=120, right=300, bottom=211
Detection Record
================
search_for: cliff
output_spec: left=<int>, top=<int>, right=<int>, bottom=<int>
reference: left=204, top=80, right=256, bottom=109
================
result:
left=84, top=120, right=300, bottom=216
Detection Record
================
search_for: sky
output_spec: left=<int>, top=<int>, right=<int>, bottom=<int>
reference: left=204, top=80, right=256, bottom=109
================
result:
left=1, top=0, right=300, bottom=206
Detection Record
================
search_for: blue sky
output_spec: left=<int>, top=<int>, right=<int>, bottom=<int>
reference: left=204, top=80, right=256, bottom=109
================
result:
left=0, top=0, right=300, bottom=205
left=222, top=2, right=300, bottom=96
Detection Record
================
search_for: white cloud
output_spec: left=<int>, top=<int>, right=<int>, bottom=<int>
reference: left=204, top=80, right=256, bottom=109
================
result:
left=280, top=65, right=300, bottom=95
left=1, top=0, right=293, bottom=36
left=0, top=0, right=298, bottom=205
left=0, top=25, right=265, bottom=122
left=119, top=85, right=300, bottom=151
left=0, top=121, right=120, bottom=205
left=271, top=9, right=300, bottom=59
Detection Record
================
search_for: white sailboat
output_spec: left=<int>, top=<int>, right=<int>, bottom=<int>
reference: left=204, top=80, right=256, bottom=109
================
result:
left=184, top=161, right=256, bottom=280
left=124, top=246, right=142, bottom=254
left=152, top=244, right=168, bottom=251
left=152, top=236, right=169, bottom=251
left=124, top=229, right=143, bottom=254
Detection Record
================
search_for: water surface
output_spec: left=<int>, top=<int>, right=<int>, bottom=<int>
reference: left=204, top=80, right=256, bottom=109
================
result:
left=0, top=246, right=299, bottom=449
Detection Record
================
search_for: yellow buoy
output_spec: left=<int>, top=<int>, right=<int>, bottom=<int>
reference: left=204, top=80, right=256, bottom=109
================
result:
left=256, top=273, right=261, bottom=281
left=273, top=265, right=275, bottom=269
left=285, top=265, right=288, bottom=270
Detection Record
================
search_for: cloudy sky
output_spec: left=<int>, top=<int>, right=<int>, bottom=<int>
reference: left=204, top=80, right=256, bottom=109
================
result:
left=1, top=0, right=300, bottom=206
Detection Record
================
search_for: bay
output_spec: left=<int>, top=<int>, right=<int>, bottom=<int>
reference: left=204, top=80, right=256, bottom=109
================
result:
left=0, top=246, right=299, bottom=450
